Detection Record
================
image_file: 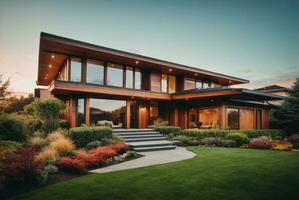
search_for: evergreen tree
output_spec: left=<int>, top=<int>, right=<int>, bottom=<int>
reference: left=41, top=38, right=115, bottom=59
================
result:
left=272, top=78, right=299, bottom=134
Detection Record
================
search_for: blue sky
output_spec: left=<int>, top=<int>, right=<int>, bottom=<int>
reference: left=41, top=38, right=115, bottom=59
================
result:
left=0, top=0, right=298, bottom=92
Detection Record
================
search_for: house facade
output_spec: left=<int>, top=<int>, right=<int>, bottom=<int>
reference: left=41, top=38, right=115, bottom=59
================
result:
left=36, top=33, right=283, bottom=130
left=255, top=85, right=289, bottom=105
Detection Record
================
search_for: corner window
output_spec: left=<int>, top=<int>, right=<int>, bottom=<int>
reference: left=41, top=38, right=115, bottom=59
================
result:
left=87, top=59, right=104, bottom=85
left=227, top=108, right=239, bottom=129
left=107, top=63, right=123, bottom=87
left=70, top=58, right=82, bottom=82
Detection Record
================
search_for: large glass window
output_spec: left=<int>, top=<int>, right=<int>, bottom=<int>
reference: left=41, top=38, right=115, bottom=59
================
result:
left=126, top=67, right=134, bottom=88
left=161, top=74, right=168, bottom=93
left=87, top=59, right=104, bottom=85
left=149, top=101, right=159, bottom=125
left=134, top=68, right=142, bottom=90
left=202, top=82, right=210, bottom=89
left=195, top=80, right=202, bottom=89
left=57, top=60, right=69, bottom=81
left=70, top=58, right=82, bottom=82
left=168, top=75, right=176, bottom=93
left=256, top=109, right=262, bottom=129
left=227, top=108, right=239, bottom=129
left=89, top=98, right=126, bottom=128
left=77, top=98, right=85, bottom=126
left=185, top=77, right=195, bottom=90
left=107, top=63, right=123, bottom=87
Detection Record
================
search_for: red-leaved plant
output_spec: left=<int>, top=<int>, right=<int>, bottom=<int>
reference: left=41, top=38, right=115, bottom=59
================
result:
left=249, top=136, right=272, bottom=149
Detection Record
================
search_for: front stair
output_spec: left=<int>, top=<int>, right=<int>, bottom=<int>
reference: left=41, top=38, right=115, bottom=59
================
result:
left=113, top=129, right=176, bottom=152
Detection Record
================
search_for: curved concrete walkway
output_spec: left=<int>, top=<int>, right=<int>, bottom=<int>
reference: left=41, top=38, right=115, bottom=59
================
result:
left=90, top=147, right=196, bottom=174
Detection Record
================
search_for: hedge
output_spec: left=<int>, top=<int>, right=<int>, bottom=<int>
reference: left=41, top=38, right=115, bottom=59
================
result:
left=68, top=126, right=112, bottom=148
left=155, top=126, right=181, bottom=135
left=225, top=132, right=249, bottom=146
left=181, top=129, right=286, bottom=139
left=0, top=113, right=26, bottom=142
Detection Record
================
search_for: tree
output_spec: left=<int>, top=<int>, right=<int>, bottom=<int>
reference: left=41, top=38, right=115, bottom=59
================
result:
left=271, top=78, right=299, bottom=134
left=0, top=75, right=11, bottom=111
left=4, top=94, right=35, bottom=113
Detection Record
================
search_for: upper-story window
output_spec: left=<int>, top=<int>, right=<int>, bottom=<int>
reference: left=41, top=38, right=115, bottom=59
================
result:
left=185, top=77, right=195, bottom=90
left=195, top=80, right=202, bottom=88
left=107, top=63, right=123, bottom=87
left=134, top=68, right=142, bottom=90
left=203, top=82, right=211, bottom=89
left=126, top=67, right=134, bottom=89
left=161, top=74, right=168, bottom=93
left=70, top=57, right=82, bottom=82
left=161, top=74, right=176, bottom=93
left=87, top=59, right=104, bottom=85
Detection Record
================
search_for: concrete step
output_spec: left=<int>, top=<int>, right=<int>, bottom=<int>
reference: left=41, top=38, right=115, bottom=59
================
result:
left=124, top=136, right=165, bottom=142
left=116, top=131, right=160, bottom=136
left=134, top=145, right=176, bottom=152
left=113, top=128, right=154, bottom=133
left=121, top=134, right=164, bottom=139
left=127, top=140, right=175, bottom=148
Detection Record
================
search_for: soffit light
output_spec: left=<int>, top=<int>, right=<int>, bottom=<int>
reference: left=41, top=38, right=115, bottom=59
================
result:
left=169, top=68, right=173, bottom=72
left=49, top=64, right=52, bottom=68
left=135, top=60, right=139, bottom=64
left=51, top=55, right=55, bottom=59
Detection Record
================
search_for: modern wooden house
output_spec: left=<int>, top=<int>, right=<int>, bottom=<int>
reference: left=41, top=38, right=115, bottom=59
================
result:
left=37, top=32, right=283, bottom=130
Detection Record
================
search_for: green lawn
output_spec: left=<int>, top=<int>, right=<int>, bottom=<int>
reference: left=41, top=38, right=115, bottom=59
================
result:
left=12, top=147, right=299, bottom=200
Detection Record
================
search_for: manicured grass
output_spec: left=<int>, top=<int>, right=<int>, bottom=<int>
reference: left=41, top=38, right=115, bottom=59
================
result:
left=12, top=147, right=299, bottom=200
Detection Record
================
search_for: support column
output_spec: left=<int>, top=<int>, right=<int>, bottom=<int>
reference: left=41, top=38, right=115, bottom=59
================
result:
left=126, top=100, right=131, bottom=128
left=85, top=97, right=90, bottom=126
left=69, top=97, right=77, bottom=128
left=218, top=104, right=226, bottom=129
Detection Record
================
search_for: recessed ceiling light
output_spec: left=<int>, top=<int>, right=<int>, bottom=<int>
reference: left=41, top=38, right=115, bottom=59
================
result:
left=195, top=73, right=198, bottom=76
left=51, top=55, right=55, bottom=59
left=169, top=68, right=173, bottom=72
left=228, top=80, right=232, bottom=83
left=135, top=60, right=139, bottom=64
left=49, top=64, right=52, bottom=68
left=44, top=77, right=48, bottom=80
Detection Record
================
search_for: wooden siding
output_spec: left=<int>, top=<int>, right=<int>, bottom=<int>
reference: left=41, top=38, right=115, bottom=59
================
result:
left=138, top=101, right=149, bottom=128
left=262, top=109, right=269, bottom=129
left=239, top=108, right=254, bottom=129
left=150, top=72, right=161, bottom=93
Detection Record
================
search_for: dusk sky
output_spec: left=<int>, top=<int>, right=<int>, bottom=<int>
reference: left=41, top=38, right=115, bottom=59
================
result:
left=0, top=0, right=298, bottom=93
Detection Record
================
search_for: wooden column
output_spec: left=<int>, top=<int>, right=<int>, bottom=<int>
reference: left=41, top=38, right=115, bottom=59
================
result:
left=126, top=100, right=131, bottom=128
left=262, top=109, right=270, bottom=129
left=85, top=97, right=90, bottom=126
left=82, top=59, right=87, bottom=83
left=69, top=97, right=77, bottom=128
left=218, top=104, right=226, bottom=129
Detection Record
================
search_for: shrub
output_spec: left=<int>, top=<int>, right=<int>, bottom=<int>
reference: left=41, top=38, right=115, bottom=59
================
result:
left=86, top=141, right=102, bottom=150
left=242, top=129, right=286, bottom=138
left=181, top=129, right=234, bottom=139
left=49, top=137, right=75, bottom=156
left=272, top=143, right=293, bottom=151
left=57, top=157, right=87, bottom=173
left=155, top=126, right=181, bottom=135
left=1, top=148, right=44, bottom=187
left=288, top=134, right=299, bottom=148
left=153, top=118, right=168, bottom=127
left=12, top=114, right=43, bottom=136
left=0, top=140, right=23, bottom=153
left=35, top=147, right=58, bottom=162
left=125, top=151, right=138, bottom=158
left=226, top=132, right=249, bottom=146
left=108, top=143, right=130, bottom=154
left=29, top=136, right=48, bottom=148
left=47, top=130, right=65, bottom=142
left=199, top=137, right=237, bottom=147
left=25, top=99, right=66, bottom=133
left=59, top=119, right=70, bottom=129
left=0, top=113, right=25, bottom=141
left=174, top=135, right=199, bottom=146
left=68, top=126, right=112, bottom=148
left=249, top=136, right=272, bottom=149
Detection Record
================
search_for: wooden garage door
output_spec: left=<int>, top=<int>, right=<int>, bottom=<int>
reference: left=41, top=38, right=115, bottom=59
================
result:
left=240, top=108, right=254, bottom=130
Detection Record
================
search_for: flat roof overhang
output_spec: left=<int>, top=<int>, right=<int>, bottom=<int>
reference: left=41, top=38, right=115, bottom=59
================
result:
left=49, top=80, right=171, bottom=100
left=37, top=32, right=249, bottom=86
left=172, top=87, right=286, bottom=101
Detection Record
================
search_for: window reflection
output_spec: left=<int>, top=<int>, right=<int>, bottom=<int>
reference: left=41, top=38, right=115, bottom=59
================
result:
left=107, top=63, right=123, bottom=87
left=70, top=58, right=82, bottom=82
left=185, top=77, right=195, bottom=90
left=126, top=67, right=133, bottom=88
left=227, top=108, right=239, bottom=129
left=77, top=98, right=85, bottom=126
left=195, top=80, right=202, bottom=89
left=161, top=74, right=168, bottom=93
left=87, top=59, right=104, bottom=85
left=135, top=68, right=142, bottom=90
left=168, top=75, right=176, bottom=93
left=90, top=98, right=126, bottom=128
